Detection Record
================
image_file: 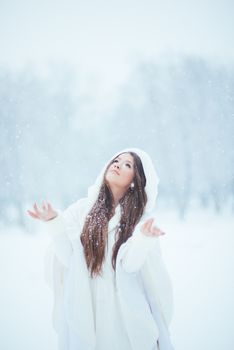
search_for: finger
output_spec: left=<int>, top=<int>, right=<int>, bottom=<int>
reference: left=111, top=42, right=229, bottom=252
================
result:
left=152, top=226, right=165, bottom=236
left=34, top=202, right=42, bottom=214
left=42, top=201, right=47, bottom=210
left=27, top=210, right=39, bottom=219
left=145, top=218, right=154, bottom=232
left=47, top=202, right=53, bottom=211
left=141, top=218, right=155, bottom=234
left=141, top=220, right=148, bottom=231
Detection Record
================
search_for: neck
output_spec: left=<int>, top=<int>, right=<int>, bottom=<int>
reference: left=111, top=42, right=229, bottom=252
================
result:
left=109, top=185, right=127, bottom=208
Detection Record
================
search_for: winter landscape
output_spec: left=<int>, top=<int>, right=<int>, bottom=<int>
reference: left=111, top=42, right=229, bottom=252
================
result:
left=1, top=0, right=234, bottom=349
left=0, top=203, right=233, bottom=350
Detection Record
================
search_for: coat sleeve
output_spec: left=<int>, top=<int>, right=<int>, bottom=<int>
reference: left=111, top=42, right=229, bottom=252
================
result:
left=120, top=222, right=161, bottom=273
left=141, top=249, right=174, bottom=328
left=119, top=220, right=174, bottom=328
left=43, top=198, right=93, bottom=334
left=43, top=198, right=86, bottom=268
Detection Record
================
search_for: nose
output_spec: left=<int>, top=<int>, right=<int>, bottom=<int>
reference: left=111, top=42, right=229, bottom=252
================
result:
left=114, top=163, right=120, bottom=169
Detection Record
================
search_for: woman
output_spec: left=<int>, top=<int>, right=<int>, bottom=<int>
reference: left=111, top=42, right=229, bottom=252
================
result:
left=28, top=147, right=174, bottom=350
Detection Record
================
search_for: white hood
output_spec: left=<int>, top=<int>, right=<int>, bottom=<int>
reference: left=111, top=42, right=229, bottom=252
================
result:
left=87, top=147, right=160, bottom=213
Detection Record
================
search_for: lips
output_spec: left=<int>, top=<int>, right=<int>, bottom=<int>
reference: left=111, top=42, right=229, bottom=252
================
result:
left=110, top=169, right=120, bottom=175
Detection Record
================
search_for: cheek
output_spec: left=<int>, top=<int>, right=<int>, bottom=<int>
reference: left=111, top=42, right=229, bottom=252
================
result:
left=124, top=169, right=134, bottom=183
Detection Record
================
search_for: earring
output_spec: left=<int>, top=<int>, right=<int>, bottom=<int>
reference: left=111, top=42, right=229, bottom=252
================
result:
left=130, top=182, right=135, bottom=190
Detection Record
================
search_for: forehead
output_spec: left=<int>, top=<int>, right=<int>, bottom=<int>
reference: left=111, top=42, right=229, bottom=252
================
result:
left=115, top=152, right=134, bottom=163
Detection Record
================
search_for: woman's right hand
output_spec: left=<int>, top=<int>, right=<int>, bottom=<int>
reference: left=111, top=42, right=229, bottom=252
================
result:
left=27, top=201, right=58, bottom=221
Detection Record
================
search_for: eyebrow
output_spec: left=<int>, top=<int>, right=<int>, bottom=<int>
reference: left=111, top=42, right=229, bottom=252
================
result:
left=116, top=156, right=133, bottom=164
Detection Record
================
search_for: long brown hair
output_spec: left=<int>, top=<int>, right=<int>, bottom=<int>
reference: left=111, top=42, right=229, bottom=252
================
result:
left=80, top=152, right=147, bottom=278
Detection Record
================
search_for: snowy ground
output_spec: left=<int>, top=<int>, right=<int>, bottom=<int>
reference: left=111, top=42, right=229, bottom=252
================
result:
left=0, top=205, right=233, bottom=350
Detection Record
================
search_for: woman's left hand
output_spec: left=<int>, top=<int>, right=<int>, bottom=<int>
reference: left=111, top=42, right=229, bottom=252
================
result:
left=140, top=218, right=166, bottom=237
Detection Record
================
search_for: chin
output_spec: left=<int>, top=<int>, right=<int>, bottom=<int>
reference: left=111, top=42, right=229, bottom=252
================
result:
left=105, top=176, right=121, bottom=188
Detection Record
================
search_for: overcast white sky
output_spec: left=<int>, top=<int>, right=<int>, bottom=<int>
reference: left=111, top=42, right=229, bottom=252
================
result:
left=0, top=0, right=233, bottom=101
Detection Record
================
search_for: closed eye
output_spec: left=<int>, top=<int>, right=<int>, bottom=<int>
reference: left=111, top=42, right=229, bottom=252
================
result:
left=112, top=158, right=132, bottom=168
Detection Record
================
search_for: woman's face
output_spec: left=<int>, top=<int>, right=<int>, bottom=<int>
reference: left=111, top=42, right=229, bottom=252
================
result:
left=105, top=153, right=135, bottom=190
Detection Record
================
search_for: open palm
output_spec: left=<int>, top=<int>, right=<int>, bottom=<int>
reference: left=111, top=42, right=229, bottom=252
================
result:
left=140, top=218, right=166, bottom=237
left=27, top=201, right=58, bottom=221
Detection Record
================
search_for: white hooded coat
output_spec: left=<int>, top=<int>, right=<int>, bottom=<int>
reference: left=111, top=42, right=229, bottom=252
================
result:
left=43, top=148, right=175, bottom=350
